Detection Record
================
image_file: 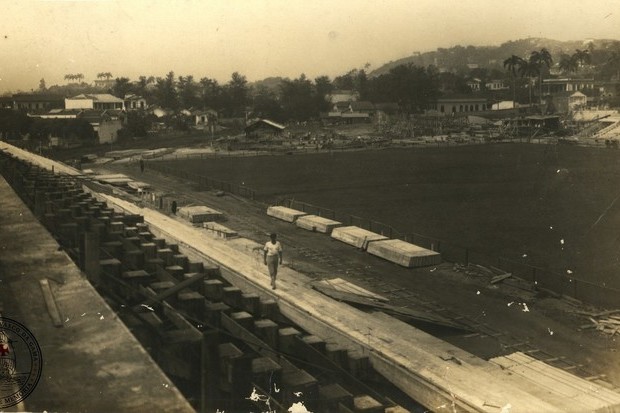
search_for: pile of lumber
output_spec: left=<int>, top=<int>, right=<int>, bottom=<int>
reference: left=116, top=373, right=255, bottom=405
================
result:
left=453, top=262, right=512, bottom=284
left=577, top=309, right=620, bottom=335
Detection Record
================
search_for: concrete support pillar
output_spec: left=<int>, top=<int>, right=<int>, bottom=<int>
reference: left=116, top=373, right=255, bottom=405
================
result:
left=83, top=228, right=101, bottom=286
left=204, top=302, right=230, bottom=328
left=318, top=383, right=354, bottom=412
left=173, top=254, right=189, bottom=271
left=278, top=327, right=301, bottom=354
left=254, top=319, right=279, bottom=349
left=353, top=395, right=384, bottom=413
left=165, top=265, right=185, bottom=279
left=140, top=242, right=157, bottom=259
left=157, top=248, right=174, bottom=266
left=217, top=342, right=252, bottom=411
left=325, top=343, right=348, bottom=368
left=178, top=291, right=206, bottom=318
left=260, top=298, right=278, bottom=320
left=222, top=286, right=242, bottom=308
left=203, top=279, right=224, bottom=301
left=230, top=311, right=254, bottom=331
left=348, top=351, right=370, bottom=380
left=241, top=293, right=260, bottom=315
left=251, top=357, right=282, bottom=398
left=282, top=369, right=318, bottom=410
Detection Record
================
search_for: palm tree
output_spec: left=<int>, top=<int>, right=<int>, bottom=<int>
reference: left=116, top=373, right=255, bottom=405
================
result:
left=573, top=49, right=591, bottom=69
left=503, top=55, right=525, bottom=105
left=517, top=59, right=539, bottom=107
left=529, top=48, right=553, bottom=106
left=558, top=54, right=578, bottom=74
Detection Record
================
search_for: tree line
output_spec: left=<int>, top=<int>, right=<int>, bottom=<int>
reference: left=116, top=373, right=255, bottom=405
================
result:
left=99, top=65, right=441, bottom=122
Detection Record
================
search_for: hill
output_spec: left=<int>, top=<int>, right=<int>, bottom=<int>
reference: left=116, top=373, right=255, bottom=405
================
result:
left=369, top=37, right=620, bottom=77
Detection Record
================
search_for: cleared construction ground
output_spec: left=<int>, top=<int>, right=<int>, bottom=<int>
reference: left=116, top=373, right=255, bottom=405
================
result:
left=2, top=141, right=620, bottom=412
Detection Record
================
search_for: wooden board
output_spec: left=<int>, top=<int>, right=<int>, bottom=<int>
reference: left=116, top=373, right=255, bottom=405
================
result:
left=315, top=278, right=389, bottom=302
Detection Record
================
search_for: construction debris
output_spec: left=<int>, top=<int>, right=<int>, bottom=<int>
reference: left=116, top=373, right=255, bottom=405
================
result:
left=453, top=262, right=512, bottom=284
left=578, top=310, right=620, bottom=335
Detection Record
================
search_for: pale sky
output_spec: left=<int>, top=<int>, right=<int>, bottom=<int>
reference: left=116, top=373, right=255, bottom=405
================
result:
left=1, top=0, right=620, bottom=93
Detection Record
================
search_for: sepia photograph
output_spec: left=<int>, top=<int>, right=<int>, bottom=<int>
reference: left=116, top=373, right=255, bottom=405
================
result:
left=1, top=0, right=620, bottom=412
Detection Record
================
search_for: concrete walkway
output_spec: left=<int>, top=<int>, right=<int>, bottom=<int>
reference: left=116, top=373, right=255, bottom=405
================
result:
left=0, top=175, right=194, bottom=413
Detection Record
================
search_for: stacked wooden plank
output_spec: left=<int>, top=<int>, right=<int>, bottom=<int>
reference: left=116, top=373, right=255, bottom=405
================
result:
left=178, top=205, right=224, bottom=223
left=490, top=352, right=620, bottom=412
left=367, top=239, right=441, bottom=268
left=266, top=206, right=307, bottom=223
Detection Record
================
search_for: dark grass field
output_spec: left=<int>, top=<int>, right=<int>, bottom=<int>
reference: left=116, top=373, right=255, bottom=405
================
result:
left=160, top=143, right=620, bottom=289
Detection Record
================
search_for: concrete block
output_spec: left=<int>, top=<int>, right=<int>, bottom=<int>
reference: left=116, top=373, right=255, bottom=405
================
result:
left=124, top=226, right=138, bottom=237
left=218, top=342, right=252, bottom=395
left=177, top=291, right=205, bottom=317
left=100, top=258, right=121, bottom=277
left=178, top=205, right=224, bottom=223
left=145, top=258, right=164, bottom=272
left=319, top=383, right=354, bottom=412
left=203, top=279, right=224, bottom=301
left=267, top=206, right=307, bottom=223
left=203, top=263, right=220, bottom=277
left=188, top=261, right=204, bottom=273
left=123, top=249, right=144, bottom=269
left=138, top=231, right=154, bottom=242
left=222, top=286, right=242, bottom=308
left=241, top=293, right=261, bottom=315
left=150, top=281, right=175, bottom=294
left=325, top=343, right=348, bottom=368
left=384, top=406, right=411, bottom=413
left=278, top=327, right=301, bottom=354
left=173, top=254, right=189, bottom=270
left=157, top=248, right=174, bottom=266
left=109, top=221, right=124, bottom=235
left=296, top=215, right=342, bottom=234
left=101, top=241, right=124, bottom=258
left=230, top=311, right=254, bottom=331
left=348, top=351, right=370, bottom=380
left=366, top=239, right=441, bottom=268
left=205, top=302, right=230, bottom=328
left=254, top=319, right=279, bottom=349
left=302, top=335, right=326, bottom=353
left=353, top=395, right=383, bottom=413
left=282, top=369, right=318, bottom=408
left=252, top=357, right=283, bottom=394
left=140, top=242, right=157, bottom=259
left=165, top=265, right=185, bottom=279
left=260, top=298, right=278, bottom=320
left=331, top=226, right=388, bottom=249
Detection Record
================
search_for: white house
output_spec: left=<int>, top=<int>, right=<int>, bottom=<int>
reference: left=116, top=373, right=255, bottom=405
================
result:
left=467, top=78, right=482, bottom=92
left=485, top=79, right=509, bottom=91
left=65, top=94, right=125, bottom=111
left=327, top=90, right=359, bottom=103
left=124, top=94, right=147, bottom=110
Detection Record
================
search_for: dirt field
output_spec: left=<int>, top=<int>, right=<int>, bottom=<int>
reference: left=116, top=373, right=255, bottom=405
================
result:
left=157, top=142, right=620, bottom=289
